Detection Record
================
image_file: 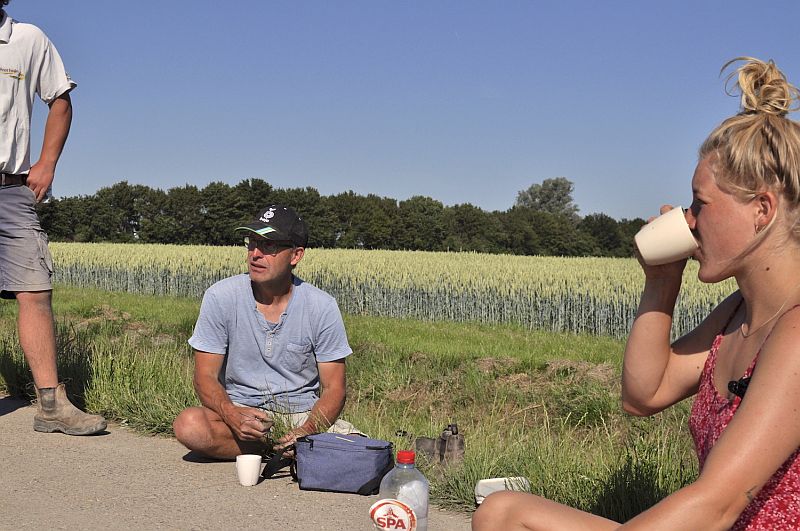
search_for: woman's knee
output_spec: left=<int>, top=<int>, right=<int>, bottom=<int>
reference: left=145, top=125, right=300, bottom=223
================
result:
left=473, top=491, right=520, bottom=530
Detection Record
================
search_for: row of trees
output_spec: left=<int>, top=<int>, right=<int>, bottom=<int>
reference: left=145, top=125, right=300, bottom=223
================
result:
left=37, top=178, right=645, bottom=257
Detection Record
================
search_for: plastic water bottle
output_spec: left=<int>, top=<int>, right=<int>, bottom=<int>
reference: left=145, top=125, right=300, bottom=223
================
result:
left=370, top=450, right=429, bottom=531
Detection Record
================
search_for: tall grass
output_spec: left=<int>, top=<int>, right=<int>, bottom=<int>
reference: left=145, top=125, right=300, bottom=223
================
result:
left=0, top=285, right=697, bottom=521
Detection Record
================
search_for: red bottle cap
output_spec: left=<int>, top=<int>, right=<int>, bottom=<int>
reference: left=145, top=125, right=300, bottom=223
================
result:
left=396, top=450, right=415, bottom=464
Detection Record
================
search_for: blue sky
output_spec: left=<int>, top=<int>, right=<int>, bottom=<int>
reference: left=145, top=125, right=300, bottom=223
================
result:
left=8, top=1, right=800, bottom=220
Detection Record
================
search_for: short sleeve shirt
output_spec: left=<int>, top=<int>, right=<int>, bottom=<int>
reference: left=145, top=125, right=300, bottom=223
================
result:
left=188, top=274, right=352, bottom=413
left=0, top=12, right=76, bottom=175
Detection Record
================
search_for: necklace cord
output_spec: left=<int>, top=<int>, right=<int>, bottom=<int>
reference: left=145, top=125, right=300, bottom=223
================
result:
left=740, top=282, right=800, bottom=338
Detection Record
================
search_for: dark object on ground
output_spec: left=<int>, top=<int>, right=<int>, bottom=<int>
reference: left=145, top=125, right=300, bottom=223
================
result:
left=415, top=423, right=465, bottom=465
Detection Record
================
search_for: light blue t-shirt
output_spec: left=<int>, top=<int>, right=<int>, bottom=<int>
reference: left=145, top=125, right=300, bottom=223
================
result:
left=188, top=274, right=352, bottom=413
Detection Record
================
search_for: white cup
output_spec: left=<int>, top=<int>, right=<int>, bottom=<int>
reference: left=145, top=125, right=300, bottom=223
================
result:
left=634, top=207, right=699, bottom=265
left=235, top=454, right=262, bottom=486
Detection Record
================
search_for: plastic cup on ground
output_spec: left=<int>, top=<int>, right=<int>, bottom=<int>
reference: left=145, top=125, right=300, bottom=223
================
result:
left=236, top=454, right=262, bottom=486
left=634, top=207, right=699, bottom=265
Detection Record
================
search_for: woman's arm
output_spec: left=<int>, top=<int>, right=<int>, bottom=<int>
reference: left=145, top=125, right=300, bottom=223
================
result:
left=622, top=309, right=800, bottom=529
left=621, top=284, right=740, bottom=416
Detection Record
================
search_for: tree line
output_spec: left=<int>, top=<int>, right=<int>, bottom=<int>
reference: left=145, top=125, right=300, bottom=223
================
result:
left=37, top=177, right=645, bottom=257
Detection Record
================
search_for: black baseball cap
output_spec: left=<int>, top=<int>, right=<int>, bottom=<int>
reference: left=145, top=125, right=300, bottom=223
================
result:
left=234, top=204, right=309, bottom=247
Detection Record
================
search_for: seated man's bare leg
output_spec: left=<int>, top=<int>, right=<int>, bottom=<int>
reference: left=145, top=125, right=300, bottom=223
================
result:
left=173, top=406, right=268, bottom=459
left=471, top=491, right=619, bottom=531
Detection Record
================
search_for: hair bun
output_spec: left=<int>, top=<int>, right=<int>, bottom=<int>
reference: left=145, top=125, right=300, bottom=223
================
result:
left=723, top=57, right=800, bottom=116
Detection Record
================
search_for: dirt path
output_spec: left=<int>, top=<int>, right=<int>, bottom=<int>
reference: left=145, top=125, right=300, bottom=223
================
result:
left=0, top=396, right=472, bottom=530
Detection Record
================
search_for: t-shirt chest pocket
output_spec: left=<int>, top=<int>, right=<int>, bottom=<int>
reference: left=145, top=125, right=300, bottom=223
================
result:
left=283, top=341, right=314, bottom=372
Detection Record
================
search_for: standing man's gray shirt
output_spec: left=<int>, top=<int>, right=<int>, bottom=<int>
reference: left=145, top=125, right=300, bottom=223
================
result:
left=189, top=274, right=352, bottom=412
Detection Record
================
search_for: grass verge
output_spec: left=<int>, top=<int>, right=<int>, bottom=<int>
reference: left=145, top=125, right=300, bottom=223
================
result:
left=0, top=284, right=697, bottom=521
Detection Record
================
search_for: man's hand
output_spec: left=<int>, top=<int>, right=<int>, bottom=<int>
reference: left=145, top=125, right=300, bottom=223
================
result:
left=270, top=360, right=348, bottom=456
left=26, top=161, right=56, bottom=202
left=274, top=426, right=311, bottom=457
left=221, top=403, right=274, bottom=442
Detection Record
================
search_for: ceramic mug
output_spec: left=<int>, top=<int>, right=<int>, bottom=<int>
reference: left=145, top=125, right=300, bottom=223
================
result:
left=634, top=207, right=699, bottom=266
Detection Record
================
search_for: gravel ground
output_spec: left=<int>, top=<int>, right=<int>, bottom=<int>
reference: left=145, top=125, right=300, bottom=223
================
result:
left=0, top=396, right=472, bottom=530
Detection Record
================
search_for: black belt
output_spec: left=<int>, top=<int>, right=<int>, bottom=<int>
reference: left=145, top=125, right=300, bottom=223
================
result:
left=0, top=173, right=27, bottom=186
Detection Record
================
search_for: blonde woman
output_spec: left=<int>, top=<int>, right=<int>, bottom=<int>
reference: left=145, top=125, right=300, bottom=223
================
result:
left=472, top=57, right=800, bottom=530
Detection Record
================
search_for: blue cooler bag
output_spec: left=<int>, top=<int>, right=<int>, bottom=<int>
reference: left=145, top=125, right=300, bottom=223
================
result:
left=293, top=433, right=394, bottom=495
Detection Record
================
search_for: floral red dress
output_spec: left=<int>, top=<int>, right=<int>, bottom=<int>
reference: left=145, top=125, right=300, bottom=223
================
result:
left=689, top=306, right=800, bottom=530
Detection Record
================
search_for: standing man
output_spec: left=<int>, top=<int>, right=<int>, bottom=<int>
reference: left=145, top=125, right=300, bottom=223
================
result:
left=173, top=205, right=361, bottom=459
left=0, top=1, right=106, bottom=435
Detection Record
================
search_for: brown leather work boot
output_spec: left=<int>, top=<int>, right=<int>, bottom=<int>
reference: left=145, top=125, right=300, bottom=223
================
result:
left=414, top=437, right=439, bottom=463
left=34, top=384, right=107, bottom=435
left=415, top=423, right=466, bottom=465
left=439, top=423, right=465, bottom=464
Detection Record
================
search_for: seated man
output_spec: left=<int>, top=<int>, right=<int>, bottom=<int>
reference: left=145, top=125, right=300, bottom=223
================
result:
left=173, top=205, right=361, bottom=459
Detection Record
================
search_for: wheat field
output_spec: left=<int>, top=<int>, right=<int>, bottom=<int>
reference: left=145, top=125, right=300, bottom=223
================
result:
left=50, top=243, right=736, bottom=338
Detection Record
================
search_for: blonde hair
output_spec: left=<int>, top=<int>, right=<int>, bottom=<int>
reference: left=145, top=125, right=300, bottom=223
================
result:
left=699, top=57, right=800, bottom=239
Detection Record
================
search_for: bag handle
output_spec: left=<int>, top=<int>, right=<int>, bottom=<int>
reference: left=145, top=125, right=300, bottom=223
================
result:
left=261, top=452, right=294, bottom=480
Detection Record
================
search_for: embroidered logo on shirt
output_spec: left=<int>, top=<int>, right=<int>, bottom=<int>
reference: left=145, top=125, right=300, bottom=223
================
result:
left=0, top=67, right=24, bottom=80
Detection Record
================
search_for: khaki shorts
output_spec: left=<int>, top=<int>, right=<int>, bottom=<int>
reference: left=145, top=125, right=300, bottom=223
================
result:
left=0, top=185, right=53, bottom=299
left=276, top=411, right=365, bottom=437
left=234, top=403, right=365, bottom=438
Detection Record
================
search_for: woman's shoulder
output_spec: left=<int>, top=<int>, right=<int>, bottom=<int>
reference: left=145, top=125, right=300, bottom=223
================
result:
left=761, top=304, right=800, bottom=353
left=692, top=290, right=743, bottom=338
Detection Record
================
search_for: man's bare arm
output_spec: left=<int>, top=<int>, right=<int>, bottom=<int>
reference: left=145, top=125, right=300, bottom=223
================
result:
left=28, top=93, right=72, bottom=202
left=194, top=351, right=272, bottom=441
left=274, top=359, right=346, bottom=450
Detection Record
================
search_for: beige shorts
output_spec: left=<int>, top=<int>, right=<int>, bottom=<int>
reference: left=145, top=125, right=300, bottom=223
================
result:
left=234, top=403, right=366, bottom=437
